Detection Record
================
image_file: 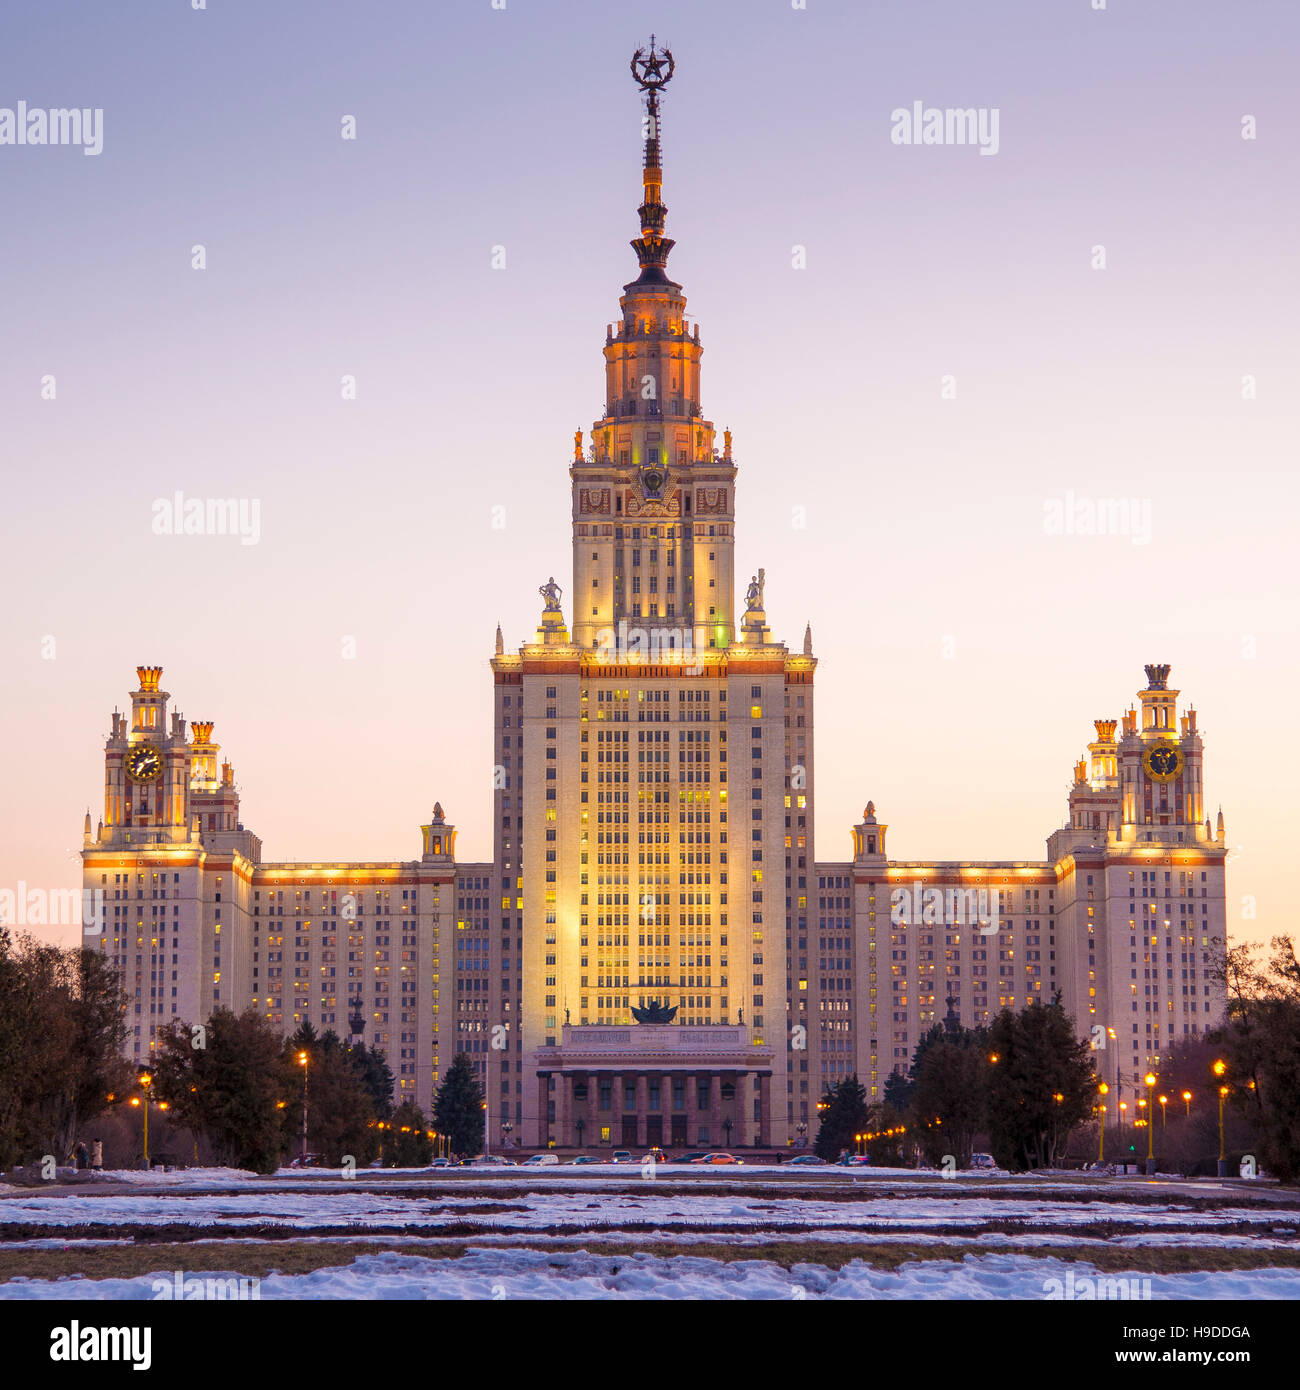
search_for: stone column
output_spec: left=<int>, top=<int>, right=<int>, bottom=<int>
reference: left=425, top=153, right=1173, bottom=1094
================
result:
left=758, top=1071, right=772, bottom=1147
left=559, top=1072, right=571, bottom=1149
left=709, top=1072, right=722, bottom=1147
left=635, top=1073, right=649, bottom=1148
left=610, top=1073, right=622, bottom=1149
left=732, top=1071, right=747, bottom=1149
left=536, top=1072, right=550, bottom=1148
left=662, top=1072, right=675, bottom=1147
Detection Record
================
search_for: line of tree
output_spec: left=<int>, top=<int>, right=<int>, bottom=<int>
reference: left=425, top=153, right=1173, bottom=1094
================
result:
left=150, top=1010, right=490, bottom=1173
left=0, top=928, right=129, bottom=1169
left=817, top=999, right=1097, bottom=1172
left=1212, top=934, right=1300, bottom=1182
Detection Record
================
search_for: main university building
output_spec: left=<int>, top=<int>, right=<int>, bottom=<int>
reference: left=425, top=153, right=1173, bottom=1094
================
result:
left=82, top=46, right=1227, bottom=1151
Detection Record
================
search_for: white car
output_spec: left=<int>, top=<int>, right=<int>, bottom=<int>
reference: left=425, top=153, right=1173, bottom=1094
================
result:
left=521, top=1153, right=559, bottom=1166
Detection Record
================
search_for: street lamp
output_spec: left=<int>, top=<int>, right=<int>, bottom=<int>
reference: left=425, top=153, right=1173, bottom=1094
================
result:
left=1217, top=1083, right=1230, bottom=1178
left=138, top=1073, right=152, bottom=1167
left=297, top=1050, right=309, bottom=1164
left=1158, top=1095, right=1167, bottom=1128
left=1182, top=1089, right=1192, bottom=1117
left=1143, top=1072, right=1156, bottom=1174
left=1212, top=1060, right=1229, bottom=1177
left=1097, top=1082, right=1109, bottom=1162
left=796, top=1121, right=808, bottom=1149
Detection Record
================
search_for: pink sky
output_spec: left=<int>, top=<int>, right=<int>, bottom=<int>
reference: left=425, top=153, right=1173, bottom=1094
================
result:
left=0, top=0, right=1295, bottom=952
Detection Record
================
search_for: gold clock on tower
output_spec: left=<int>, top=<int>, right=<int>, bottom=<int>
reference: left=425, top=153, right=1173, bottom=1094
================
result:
left=1142, top=740, right=1183, bottom=783
left=124, top=742, right=163, bottom=783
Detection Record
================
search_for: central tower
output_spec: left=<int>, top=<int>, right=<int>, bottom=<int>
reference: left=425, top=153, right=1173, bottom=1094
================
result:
left=570, top=37, right=737, bottom=653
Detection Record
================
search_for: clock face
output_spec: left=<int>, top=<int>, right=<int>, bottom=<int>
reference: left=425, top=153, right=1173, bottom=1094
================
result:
left=1143, top=741, right=1183, bottom=783
left=125, top=742, right=163, bottom=784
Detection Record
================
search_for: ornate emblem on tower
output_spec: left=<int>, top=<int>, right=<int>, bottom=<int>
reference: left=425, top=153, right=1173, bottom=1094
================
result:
left=629, top=36, right=675, bottom=283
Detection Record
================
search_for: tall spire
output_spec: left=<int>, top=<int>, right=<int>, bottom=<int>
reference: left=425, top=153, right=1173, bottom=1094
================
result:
left=629, top=36, right=676, bottom=284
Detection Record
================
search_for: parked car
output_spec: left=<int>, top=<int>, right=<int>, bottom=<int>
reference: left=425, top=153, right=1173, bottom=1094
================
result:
left=789, top=1154, right=825, bottom=1166
left=641, top=1147, right=666, bottom=1164
left=567, top=1154, right=602, bottom=1165
left=611, top=1150, right=633, bottom=1163
left=478, top=1154, right=516, bottom=1166
left=691, top=1152, right=742, bottom=1165
left=970, top=1152, right=997, bottom=1170
left=429, top=1158, right=451, bottom=1169
left=288, top=1154, right=324, bottom=1168
left=521, top=1153, right=559, bottom=1166
left=675, top=1151, right=710, bottom=1164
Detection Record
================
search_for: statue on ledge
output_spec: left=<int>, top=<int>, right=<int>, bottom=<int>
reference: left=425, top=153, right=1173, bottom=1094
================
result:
left=539, top=576, right=563, bottom=611
left=631, top=999, right=678, bottom=1024
left=745, top=568, right=765, bottom=612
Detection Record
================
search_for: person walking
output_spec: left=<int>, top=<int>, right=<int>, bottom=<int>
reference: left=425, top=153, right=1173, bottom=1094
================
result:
left=74, top=1141, right=89, bottom=1171
left=91, top=1139, right=103, bottom=1173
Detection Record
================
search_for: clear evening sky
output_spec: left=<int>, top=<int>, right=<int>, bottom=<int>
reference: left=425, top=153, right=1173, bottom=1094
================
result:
left=1, top=1, right=1296, bottom=951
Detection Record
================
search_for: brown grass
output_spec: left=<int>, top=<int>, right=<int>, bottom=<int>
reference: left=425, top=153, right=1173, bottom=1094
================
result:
left=2, top=1236, right=1297, bottom=1284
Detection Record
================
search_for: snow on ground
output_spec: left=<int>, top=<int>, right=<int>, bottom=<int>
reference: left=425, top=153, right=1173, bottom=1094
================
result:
left=1, top=1184, right=1296, bottom=1237
left=3, top=1248, right=1300, bottom=1300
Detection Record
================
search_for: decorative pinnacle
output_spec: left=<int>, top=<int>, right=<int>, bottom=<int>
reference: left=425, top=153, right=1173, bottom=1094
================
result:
left=630, top=34, right=674, bottom=92
left=1144, top=663, right=1171, bottom=690
left=629, top=36, right=676, bottom=282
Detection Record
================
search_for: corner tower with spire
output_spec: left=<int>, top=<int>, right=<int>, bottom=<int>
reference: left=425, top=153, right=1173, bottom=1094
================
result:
left=570, top=37, right=737, bottom=653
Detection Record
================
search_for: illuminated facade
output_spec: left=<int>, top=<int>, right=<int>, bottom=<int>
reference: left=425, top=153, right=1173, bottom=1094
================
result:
left=82, top=46, right=1227, bottom=1147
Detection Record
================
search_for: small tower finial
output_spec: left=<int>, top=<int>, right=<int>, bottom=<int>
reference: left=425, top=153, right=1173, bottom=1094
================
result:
left=495, top=623, right=504, bottom=656
left=629, top=36, right=676, bottom=282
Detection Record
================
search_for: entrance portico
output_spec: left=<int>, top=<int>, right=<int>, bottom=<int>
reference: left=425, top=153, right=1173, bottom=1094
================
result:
left=534, top=1024, right=773, bottom=1150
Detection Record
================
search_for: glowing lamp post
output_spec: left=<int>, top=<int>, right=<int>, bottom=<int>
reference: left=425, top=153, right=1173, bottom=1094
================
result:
left=1097, top=1082, right=1109, bottom=1162
left=297, top=1050, right=309, bottom=1164
left=1213, top=1060, right=1229, bottom=1176
left=1143, top=1073, right=1156, bottom=1174
left=1182, top=1090, right=1192, bottom=1118
left=137, top=1073, right=152, bottom=1167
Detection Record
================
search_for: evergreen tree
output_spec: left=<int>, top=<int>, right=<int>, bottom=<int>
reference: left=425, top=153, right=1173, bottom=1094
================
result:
left=278, top=1035, right=380, bottom=1167
left=984, top=1002, right=1096, bottom=1171
left=0, top=929, right=130, bottom=1167
left=433, top=1053, right=484, bottom=1158
left=153, top=1008, right=287, bottom=1173
left=813, top=1074, right=871, bottom=1161
left=349, top=1043, right=396, bottom=1121
left=862, top=1103, right=909, bottom=1167
left=882, top=1068, right=914, bottom=1114
left=384, top=1100, right=434, bottom=1167
left=911, top=1026, right=988, bottom=1168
